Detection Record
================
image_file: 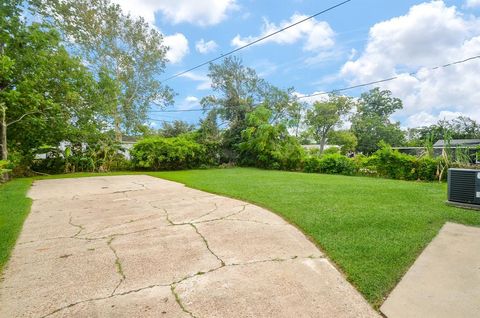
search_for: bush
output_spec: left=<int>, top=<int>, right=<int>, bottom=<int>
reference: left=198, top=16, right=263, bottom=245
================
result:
left=366, top=144, right=440, bottom=181
left=323, top=147, right=340, bottom=155
left=238, top=107, right=304, bottom=171
left=131, top=136, right=207, bottom=170
left=353, top=154, right=378, bottom=177
left=372, top=145, right=418, bottom=180
left=417, top=157, right=438, bottom=181
left=303, top=156, right=322, bottom=173
left=0, top=160, right=13, bottom=182
left=304, top=154, right=355, bottom=176
left=318, top=154, right=356, bottom=175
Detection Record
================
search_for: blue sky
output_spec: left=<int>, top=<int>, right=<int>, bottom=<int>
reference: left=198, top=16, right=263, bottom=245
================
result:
left=114, top=0, right=480, bottom=128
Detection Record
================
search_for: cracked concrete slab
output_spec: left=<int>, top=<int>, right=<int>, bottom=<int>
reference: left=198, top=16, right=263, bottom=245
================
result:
left=195, top=219, right=323, bottom=264
left=112, top=224, right=222, bottom=293
left=380, top=222, right=480, bottom=318
left=175, top=258, right=376, bottom=318
left=49, top=286, right=190, bottom=318
left=0, top=175, right=378, bottom=317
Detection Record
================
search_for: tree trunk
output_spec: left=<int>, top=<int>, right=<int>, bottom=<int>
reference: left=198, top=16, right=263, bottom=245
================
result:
left=114, top=106, right=122, bottom=142
left=1, top=106, right=7, bottom=161
left=319, top=135, right=327, bottom=154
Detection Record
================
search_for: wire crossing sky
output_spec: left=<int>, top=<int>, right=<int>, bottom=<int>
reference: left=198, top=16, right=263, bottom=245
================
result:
left=113, top=0, right=480, bottom=128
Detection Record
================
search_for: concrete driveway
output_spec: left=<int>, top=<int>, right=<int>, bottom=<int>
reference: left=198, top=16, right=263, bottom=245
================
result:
left=0, top=175, right=378, bottom=317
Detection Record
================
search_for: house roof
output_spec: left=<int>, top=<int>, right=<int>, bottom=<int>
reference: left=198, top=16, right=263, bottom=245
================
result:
left=433, top=139, right=480, bottom=147
left=121, top=135, right=139, bottom=143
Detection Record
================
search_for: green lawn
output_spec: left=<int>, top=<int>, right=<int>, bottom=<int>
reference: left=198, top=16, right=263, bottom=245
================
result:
left=0, top=178, right=33, bottom=273
left=2, top=168, right=480, bottom=308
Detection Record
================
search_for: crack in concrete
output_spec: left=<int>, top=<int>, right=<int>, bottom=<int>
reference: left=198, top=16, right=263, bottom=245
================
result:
left=194, top=204, right=248, bottom=224
left=38, top=255, right=319, bottom=317
left=131, top=181, right=148, bottom=190
left=79, top=227, right=158, bottom=241
left=107, top=237, right=125, bottom=296
left=170, top=285, right=197, bottom=318
left=68, top=214, right=85, bottom=237
left=81, top=214, right=159, bottom=237
left=190, top=203, right=218, bottom=222
left=221, top=218, right=285, bottom=226
left=189, top=223, right=225, bottom=267
left=153, top=203, right=248, bottom=227
left=112, top=189, right=144, bottom=194
left=31, top=184, right=323, bottom=318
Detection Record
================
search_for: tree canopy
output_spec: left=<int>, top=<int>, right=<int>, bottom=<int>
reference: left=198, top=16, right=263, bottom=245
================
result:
left=351, top=88, right=405, bottom=154
left=34, top=0, right=173, bottom=140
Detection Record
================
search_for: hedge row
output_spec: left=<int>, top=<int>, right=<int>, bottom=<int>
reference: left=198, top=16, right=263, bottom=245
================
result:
left=304, top=147, right=439, bottom=181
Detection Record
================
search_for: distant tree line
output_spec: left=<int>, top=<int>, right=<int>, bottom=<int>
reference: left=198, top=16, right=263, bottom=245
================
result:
left=1, top=0, right=478, bottom=178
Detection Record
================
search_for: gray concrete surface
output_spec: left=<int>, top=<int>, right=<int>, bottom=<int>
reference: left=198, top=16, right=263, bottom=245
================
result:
left=381, top=222, right=480, bottom=318
left=0, top=175, right=378, bottom=317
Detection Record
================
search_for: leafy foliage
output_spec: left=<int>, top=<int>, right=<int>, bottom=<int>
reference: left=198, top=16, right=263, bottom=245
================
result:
left=304, top=154, right=355, bottom=175
left=34, top=0, right=173, bottom=139
left=351, top=88, right=405, bottom=154
left=131, top=136, right=207, bottom=170
left=327, top=130, right=358, bottom=154
left=238, top=106, right=304, bottom=170
left=0, top=2, right=105, bottom=163
left=158, top=120, right=195, bottom=138
left=305, top=94, right=354, bottom=153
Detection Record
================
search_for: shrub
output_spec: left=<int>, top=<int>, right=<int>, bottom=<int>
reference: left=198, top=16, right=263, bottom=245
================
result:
left=303, top=156, right=322, bottom=173
left=0, top=160, right=13, bottom=182
left=304, top=154, right=355, bottom=175
left=323, top=147, right=340, bottom=155
left=131, top=136, right=206, bottom=170
left=373, top=144, right=418, bottom=180
left=318, top=154, right=356, bottom=175
left=417, top=157, right=438, bottom=181
left=353, top=154, right=378, bottom=177
left=238, top=107, right=304, bottom=171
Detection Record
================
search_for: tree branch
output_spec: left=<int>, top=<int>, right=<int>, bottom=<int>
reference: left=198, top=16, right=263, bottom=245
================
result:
left=7, top=108, right=51, bottom=127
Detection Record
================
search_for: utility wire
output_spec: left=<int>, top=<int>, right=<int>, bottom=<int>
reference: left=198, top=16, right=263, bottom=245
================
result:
left=298, top=54, right=480, bottom=99
left=151, top=54, right=480, bottom=113
left=161, top=0, right=353, bottom=82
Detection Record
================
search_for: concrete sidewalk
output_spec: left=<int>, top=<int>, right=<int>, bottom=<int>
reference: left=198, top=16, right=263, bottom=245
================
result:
left=0, top=175, right=378, bottom=317
left=381, top=222, right=480, bottom=318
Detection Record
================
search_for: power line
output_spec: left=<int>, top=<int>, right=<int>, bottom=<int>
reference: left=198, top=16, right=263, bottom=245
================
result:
left=150, top=108, right=207, bottom=113
left=161, top=0, right=353, bottom=82
left=151, top=54, right=480, bottom=113
left=297, top=54, right=480, bottom=99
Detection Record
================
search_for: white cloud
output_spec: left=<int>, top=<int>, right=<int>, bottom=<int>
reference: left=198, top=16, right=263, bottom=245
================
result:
left=340, top=1, right=480, bottom=127
left=164, top=33, right=189, bottom=64
left=195, top=39, right=218, bottom=54
left=112, top=0, right=237, bottom=26
left=179, top=72, right=212, bottom=90
left=177, top=96, right=200, bottom=110
left=231, top=13, right=335, bottom=51
left=293, top=91, right=329, bottom=105
left=466, top=0, right=480, bottom=8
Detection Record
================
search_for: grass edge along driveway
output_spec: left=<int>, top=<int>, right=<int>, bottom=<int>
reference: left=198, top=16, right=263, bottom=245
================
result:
left=2, top=168, right=480, bottom=309
left=0, top=178, right=33, bottom=273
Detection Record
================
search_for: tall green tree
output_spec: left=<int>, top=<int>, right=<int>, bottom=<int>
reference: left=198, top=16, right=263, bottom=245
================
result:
left=34, top=0, right=173, bottom=141
left=407, top=116, right=480, bottom=145
left=202, top=56, right=269, bottom=157
left=238, top=106, right=304, bottom=170
left=351, top=88, right=405, bottom=154
left=0, top=1, right=102, bottom=161
left=305, top=94, right=354, bottom=153
left=202, top=56, right=302, bottom=161
left=327, top=130, right=358, bottom=154
left=159, top=120, right=195, bottom=138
